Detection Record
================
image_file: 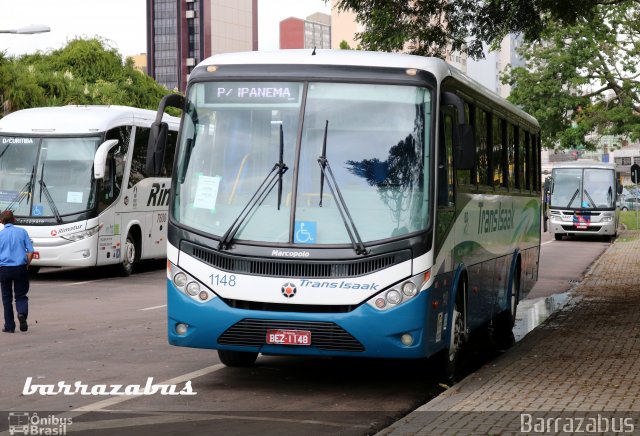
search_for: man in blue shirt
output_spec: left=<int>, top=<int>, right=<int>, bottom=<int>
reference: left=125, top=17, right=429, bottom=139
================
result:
left=0, top=210, right=34, bottom=333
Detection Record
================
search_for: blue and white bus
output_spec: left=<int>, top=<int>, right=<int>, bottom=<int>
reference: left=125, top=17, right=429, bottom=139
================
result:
left=146, top=50, right=542, bottom=376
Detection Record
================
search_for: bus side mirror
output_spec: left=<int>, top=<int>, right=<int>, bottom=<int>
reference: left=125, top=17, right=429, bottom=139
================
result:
left=454, top=124, right=476, bottom=170
left=93, top=139, right=119, bottom=179
left=145, top=122, right=168, bottom=176
left=146, top=93, right=185, bottom=176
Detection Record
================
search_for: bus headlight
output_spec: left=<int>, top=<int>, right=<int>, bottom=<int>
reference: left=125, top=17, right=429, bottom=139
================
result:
left=186, top=281, right=200, bottom=296
left=367, top=271, right=430, bottom=311
left=386, top=290, right=402, bottom=305
left=168, top=261, right=216, bottom=303
left=601, top=216, right=613, bottom=222
left=402, top=282, right=417, bottom=297
left=60, top=224, right=102, bottom=242
left=173, top=272, right=188, bottom=289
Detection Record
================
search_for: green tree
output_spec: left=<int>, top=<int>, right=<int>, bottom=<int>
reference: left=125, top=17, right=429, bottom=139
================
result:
left=0, top=38, right=175, bottom=116
left=334, top=0, right=633, bottom=58
left=503, top=2, right=640, bottom=150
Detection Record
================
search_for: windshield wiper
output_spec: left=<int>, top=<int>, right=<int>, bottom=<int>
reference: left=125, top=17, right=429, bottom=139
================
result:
left=218, top=138, right=288, bottom=250
left=38, top=163, right=63, bottom=224
left=567, top=188, right=580, bottom=208
left=583, top=189, right=596, bottom=208
left=5, top=165, right=36, bottom=212
left=317, top=120, right=367, bottom=256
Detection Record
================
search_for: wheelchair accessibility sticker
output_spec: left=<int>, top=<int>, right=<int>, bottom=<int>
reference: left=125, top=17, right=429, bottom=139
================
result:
left=294, top=221, right=316, bottom=244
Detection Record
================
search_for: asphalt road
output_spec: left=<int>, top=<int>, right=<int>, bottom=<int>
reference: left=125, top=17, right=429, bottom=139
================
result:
left=0, top=232, right=609, bottom=436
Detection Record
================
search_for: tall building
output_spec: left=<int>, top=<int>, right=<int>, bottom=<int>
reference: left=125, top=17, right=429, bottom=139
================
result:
left=147, top=0, right=258, bottom=91
left=330, top=7, right=360, bottom=49
left=466, top=35, right=524, bottom=98
left=279, top=13, right=331, bottom=49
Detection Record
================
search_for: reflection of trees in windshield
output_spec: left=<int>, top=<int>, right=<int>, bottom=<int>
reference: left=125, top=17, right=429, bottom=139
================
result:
left=346, top=131, right=423, bottom=232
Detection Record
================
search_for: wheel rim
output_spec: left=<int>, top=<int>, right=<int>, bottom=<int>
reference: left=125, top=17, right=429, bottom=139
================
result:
left=124, top=238, right=135, bottom=268
left=448, top=308, right=464, bottom=362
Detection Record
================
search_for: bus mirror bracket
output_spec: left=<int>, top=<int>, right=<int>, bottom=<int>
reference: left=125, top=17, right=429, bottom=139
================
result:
left=146, top=93, right=185, bottom=176
left=441, top=92, right=476, bottom=170
left=93, top=139, right=120, bottom=179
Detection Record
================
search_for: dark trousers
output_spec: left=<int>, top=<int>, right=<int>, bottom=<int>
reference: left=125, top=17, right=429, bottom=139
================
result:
left=0, top=265, right=29, bottom=331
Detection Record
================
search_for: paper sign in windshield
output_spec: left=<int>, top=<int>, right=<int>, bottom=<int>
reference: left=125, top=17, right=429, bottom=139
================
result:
left=67, top=192, right=83, bottom=203
left=193, top=175, right=221, bottom=210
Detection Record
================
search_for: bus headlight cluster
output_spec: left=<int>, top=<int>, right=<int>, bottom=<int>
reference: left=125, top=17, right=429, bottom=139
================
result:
left=601, top=216, right=613, bottom=222
left=367, top=272, right=427, bottom=311
left=168, top=262, right=215, bottom=303
left=60, top=224, right=103, bottom=242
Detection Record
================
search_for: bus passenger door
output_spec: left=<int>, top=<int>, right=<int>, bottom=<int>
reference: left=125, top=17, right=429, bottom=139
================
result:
left=435, top=109, right=456, bottom=267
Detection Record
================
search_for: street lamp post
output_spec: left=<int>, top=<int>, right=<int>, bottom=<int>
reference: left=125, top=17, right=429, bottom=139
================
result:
left=0, top=24, right=50, bottom=34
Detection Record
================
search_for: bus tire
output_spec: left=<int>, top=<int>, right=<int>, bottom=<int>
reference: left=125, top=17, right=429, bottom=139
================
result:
left=493, top=264, right=520, bottom=349
left=217, top=349, right=258, bottom=367
left=440, top=284, right=466, bottom=382
left=554, top=233, right=563, bottom=241
left=119, top=233, right=137, bottom=277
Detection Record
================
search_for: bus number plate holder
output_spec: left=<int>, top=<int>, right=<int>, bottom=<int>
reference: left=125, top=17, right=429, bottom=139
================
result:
left=266, top=329, right=311, bottom=346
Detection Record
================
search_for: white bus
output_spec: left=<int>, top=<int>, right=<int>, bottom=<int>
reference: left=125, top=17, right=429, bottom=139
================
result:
left=0, top=105, right=179, bottom=275
left=546, top=161, right=620, bottom=241
left=147, top=50, right=542, bottom=378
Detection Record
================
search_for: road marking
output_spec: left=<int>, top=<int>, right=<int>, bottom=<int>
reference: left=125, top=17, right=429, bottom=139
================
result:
left=541, top=240, right=554, bottom=246
left=73, top=363, right=226, bottom=412
left=65, top=278, right=113, bottom=286
left=61, top=411, right=370, bottom=433
left=139, top=304, right=167, bottom=311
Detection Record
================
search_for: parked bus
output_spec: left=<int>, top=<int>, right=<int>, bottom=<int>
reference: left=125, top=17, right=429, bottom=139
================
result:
left=0, top=105, right=179, bottom=275
left=146, top=50, right=542, bottom=377
left=546, top=161, right=619, bottom=241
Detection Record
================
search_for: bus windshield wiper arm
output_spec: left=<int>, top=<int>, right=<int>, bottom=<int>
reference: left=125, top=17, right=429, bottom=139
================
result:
left=218, top=155, right=288, bottom=251
left=567, top=188, right=580, bottom=208
left=317, top=120, right=368, bottom=256
left=6, top=165, right=36, bottom=212
left=583, top=189, right=596, bottom=208
left=38, top=163, right=63, bottom=224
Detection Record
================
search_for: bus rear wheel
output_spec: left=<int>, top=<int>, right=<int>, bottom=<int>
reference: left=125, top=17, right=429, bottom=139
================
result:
left=217, top=349, right=258, bottom=367
left=119, top=233, right=136, bottom=277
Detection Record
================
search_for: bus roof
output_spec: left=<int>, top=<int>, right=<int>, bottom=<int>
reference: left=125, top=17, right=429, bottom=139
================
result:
left=0, top=105, right=179, bottom=135
left=197, top=49, right=539, bottom=129
left=552, top=161, right=616, bottom=170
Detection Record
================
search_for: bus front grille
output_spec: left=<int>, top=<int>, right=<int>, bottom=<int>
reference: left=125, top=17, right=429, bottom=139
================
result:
left=183, top=241, right=410, bottom=278
left=218, top=318, right=365, bottom=352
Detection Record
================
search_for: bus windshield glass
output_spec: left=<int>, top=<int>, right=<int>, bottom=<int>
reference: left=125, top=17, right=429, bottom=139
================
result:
left=550, top=167, right=615, bottom=209
left=0, top=136, right=101, bottom=217
left=173, top=81, right=432, bottom=245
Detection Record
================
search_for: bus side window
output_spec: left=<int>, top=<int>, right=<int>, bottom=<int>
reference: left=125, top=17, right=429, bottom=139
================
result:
left=475, top=107, right=489, bottom=186
left=98, top=140, right=128, bottom=213
left=129, top=126, right=149, bottom=188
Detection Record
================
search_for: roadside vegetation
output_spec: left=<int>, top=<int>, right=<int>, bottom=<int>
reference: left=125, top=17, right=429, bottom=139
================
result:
left=0, top=38, right=176, bottom=116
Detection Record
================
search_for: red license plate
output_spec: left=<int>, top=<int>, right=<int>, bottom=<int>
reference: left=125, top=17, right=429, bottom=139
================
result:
left=266, top=329, right=311, bottom=346
left=33, top=252, right=40, bottom=260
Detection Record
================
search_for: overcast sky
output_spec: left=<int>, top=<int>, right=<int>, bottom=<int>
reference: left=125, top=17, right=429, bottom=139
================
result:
left=0, top=0, right=331, bottom=57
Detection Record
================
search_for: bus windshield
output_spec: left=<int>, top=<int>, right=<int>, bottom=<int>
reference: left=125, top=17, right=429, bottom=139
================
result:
left=0, top=136, right=101, bottom=218
left=173, top=81, right=432, bottom=245
left=550, top=167, right=615, bottom=209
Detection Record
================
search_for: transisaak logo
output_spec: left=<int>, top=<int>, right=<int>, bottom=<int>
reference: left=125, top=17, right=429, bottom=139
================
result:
left=281, top=282, right=297, bottom=298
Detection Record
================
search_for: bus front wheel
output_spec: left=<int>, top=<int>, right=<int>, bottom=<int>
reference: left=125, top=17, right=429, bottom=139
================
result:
left=441, top=296, right=466, bottom=382
left=119, top=233, right=136, bottom=277
left=554, top=233, right=563, bottom=241
left=218, top=349, right=258, bottom=367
